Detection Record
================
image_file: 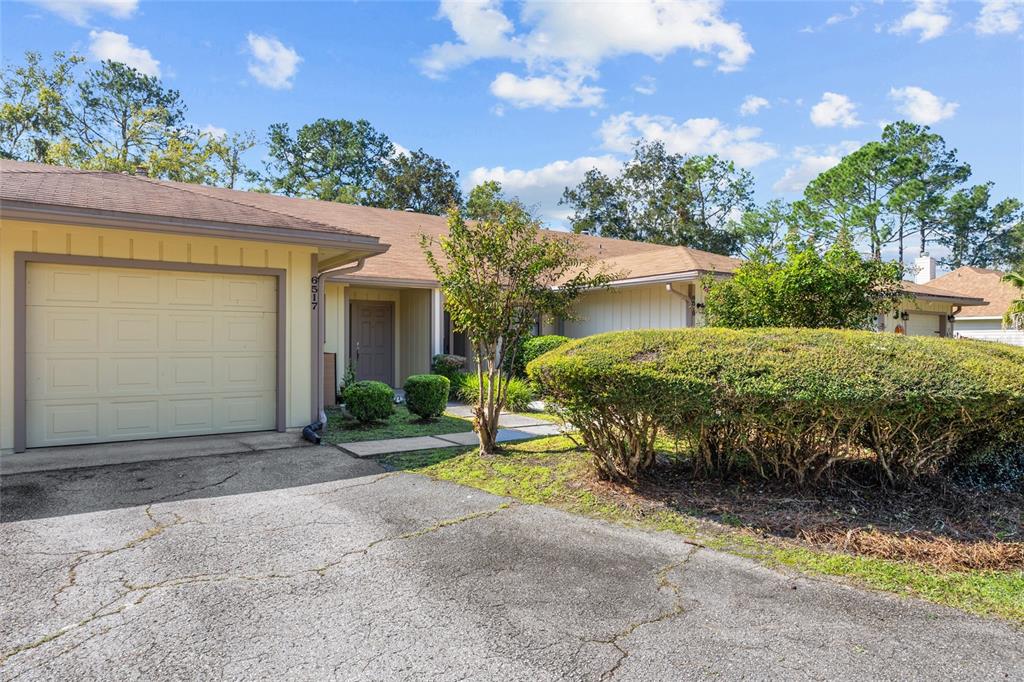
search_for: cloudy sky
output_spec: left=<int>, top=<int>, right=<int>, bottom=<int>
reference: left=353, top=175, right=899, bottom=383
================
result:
left=3, top=0, right=1022, bottom=226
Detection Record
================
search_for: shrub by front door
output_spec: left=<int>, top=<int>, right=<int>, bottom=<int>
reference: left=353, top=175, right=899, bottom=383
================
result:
left=350, top=300, right=394, bottom=386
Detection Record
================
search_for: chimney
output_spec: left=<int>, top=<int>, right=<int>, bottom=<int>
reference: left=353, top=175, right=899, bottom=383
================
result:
left=914, top=253, right=936, bottom=284
left=134, top=165, right=148, bottom=177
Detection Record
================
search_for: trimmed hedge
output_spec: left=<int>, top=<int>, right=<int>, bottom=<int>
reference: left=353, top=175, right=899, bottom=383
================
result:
left=460, top=374, right=535, bottom=413
left=432, top=354, right=467, bottom=400
left=404, top=374, right=450, bottom=420
left=528, top=328, right=1024, bottom=485
left=510, top=335, right=571, bottom=378
left=342, top=380, right=395, bottom=423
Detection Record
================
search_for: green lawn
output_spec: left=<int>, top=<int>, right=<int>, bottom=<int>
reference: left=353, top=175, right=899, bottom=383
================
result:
left=380, top=436, right=1024, bottom=624
left=323, top=405, right=474, bottom=443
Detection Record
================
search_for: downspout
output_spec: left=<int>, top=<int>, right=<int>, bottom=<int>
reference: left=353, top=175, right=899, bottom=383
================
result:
left=949, top=305, right=962, bottom=338
left=665, top=282, right=694, bottom=327
left=303, top=256, right=367, bottom=444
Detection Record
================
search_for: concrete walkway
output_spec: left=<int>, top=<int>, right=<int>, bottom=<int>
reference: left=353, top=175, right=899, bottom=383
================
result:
left=336, top=410, right=565, bottom=458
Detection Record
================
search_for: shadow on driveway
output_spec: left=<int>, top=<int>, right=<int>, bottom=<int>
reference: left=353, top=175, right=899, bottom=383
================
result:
left=1, top=445, right=384, bottom=522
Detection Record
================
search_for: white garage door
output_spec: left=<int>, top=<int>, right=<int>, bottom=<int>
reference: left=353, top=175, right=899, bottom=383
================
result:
left=905, top=312, right=941, bottom=338
left=26, top=263, right=277, bottom=447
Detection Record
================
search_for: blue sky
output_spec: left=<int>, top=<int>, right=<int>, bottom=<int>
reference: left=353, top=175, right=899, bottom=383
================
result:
left=2, top=0, right=1022, bottom=229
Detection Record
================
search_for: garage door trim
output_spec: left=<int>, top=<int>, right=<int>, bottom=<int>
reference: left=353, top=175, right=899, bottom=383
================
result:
left=14, top=251, right=288, bottom=452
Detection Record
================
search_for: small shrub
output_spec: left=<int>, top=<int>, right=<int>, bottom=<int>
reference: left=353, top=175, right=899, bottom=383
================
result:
left=404, top=374, right=450, bottom=420
left=460, top=374, right=535, bottom=413
left=342, top=381, right=395, bottom=424
left=510, top=335, right=570, bottom=378
left=432, top=354, right=467, bottom=399
left=529, top=328, right=1024, bottom=485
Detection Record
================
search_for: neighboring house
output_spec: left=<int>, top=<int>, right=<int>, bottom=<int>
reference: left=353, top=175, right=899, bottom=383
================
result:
left=0, top=161, right=986, bottom=453
left=929, top=266, right=1024, bottom=346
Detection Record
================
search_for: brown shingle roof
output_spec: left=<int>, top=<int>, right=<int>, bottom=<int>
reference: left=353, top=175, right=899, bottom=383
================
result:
left=930, top=266, right=1018, bottom=316
left=899, top=280, right=987, bottom=305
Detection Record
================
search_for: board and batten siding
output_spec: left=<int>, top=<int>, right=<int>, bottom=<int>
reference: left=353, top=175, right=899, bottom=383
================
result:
left=399, top=288, right=432, bottom=382
left=0, top=218, right=316, bottom=453
left=563, top=284, right=691, bottom=338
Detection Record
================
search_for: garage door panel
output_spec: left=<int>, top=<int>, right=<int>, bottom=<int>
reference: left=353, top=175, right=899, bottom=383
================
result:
left=906, top=313, right=940, bottom=337
left=26, top=263, right=278, bottom=448
left=27, top=401, right=100, bottom=446
left=27, top=355, right=100, bottom=399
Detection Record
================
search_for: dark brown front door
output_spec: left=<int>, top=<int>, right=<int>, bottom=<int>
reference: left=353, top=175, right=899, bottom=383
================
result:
left=350, top=300, right=394, bottom=385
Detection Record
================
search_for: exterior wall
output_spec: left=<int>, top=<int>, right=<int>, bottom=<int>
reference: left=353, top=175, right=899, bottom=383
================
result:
left=400, top=288, right=432, bottom=382
left=0, top=218, right=316, bottom=453
left=879, top=298, right=956, bottom=338
left=954, top=317, right=1004, bottom=333
left=563, top=283, right=689, bottom=338
left=323, top=284, right=431, bottom=388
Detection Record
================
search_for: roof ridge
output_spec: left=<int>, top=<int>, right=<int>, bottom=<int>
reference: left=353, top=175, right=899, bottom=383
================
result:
left=129, top=175, right=370, bottom=238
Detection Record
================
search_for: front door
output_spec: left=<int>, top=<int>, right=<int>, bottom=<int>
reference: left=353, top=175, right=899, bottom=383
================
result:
left=350, top=300, right=394, bottom=385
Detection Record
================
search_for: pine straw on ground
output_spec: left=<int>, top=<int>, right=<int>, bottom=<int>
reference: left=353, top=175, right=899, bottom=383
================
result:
left=582, top=464, right=1024, bottom=573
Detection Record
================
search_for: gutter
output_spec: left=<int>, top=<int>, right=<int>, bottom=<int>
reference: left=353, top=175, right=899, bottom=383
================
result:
left=305, top=256, right=367, bottom=444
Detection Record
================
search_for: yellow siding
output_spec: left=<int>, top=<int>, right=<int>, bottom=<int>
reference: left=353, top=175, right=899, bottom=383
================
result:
left=400, top=288, right=431, bottom=383
left=564, top=284, right=688, bottom=338
left=0, top=219, right=316, bottom=452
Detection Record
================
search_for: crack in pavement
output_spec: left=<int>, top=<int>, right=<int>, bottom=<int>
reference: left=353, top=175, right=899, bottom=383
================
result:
left=150, top=470, right=242, bottom=504
left=588, top=547, right=700, bottom=681
left=2, top=502, right=515, bottom=666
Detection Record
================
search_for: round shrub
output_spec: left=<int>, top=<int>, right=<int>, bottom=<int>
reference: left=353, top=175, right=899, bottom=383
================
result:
left=529, top=328, right=1024, bottom=485
left=460, top=374, right=535, bottom=413
left=404, top=374, right=450, bottom=420
left=342, top=380, right=394, bottom=424
left=432, top=354, right=467, bottom=399
left=512, top=335, right=570, bottom=378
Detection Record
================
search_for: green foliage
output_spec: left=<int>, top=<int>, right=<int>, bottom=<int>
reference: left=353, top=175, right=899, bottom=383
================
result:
left=529, top=328, right=1024, bottom=485
left=367, top=147, right=462, bottom=214
left=703, top=233, right=904, bottom=330
left=1002, top=270, right=1024, bottom=330
left=0, top=50, right=82, bottom=162
left=460, top=374, right=535, bottom=413
left=560, top=140, right=755, bottom=255
left=940, top=184, right=1023, bottom=270
left=403, top=374, right=450, bottom=420
left=510, top=335, right=571, bottom=378
left=431, top=353, right=467, bottom=399
left=421, top=181, right=608, bottom=453
left=342, top=380, right=395, bottom=424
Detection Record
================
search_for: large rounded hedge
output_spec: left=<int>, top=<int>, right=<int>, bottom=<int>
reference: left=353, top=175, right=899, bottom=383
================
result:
left=343, top=380, right=395, bottom=424
left=528, top=328, right=1024, bottom=485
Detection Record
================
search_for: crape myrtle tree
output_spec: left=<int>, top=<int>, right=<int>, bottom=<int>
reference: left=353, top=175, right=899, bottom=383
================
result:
left=703, top=230, right=905, bottom=330
left=421, top=182, right=609, bottom=454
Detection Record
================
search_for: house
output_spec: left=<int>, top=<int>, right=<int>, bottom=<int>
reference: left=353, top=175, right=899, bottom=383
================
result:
left=0, top=161, right=986, bottom=453
left=929, top=266, right=1024, bottom=346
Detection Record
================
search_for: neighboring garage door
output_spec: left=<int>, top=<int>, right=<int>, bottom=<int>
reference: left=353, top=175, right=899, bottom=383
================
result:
left=905, top=312, right=941, bottom=338
left=26, top=263, right=277, bottom=447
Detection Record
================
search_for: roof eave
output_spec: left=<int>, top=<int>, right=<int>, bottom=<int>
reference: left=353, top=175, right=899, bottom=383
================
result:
left=0, top=200, right=389, bottom=253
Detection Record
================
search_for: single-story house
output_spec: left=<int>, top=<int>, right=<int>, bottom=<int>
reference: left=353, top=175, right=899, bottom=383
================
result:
left=0, top=161, right=986, bottom=453
left=929, top=266, right=1024, bottom=346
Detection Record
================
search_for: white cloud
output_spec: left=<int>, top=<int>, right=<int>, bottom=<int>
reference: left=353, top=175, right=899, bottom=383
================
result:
left=30, top=0, right=136, bottom=26
left=739, top=95, right=770, bottom=116
left=598, top=112, right=777, bottom=167
left=773, top=141, right=861, bottom=193
left=809, top=92, right=862, bottom=128
left=88, top=30, right=160, bottom=77
left=890, top=0, right=951, bottom=41
left=975, top=0, right=1023, bottom=34
left=421, top=0, right=752, bottom=109
left=469, top=155, right=622, bottom=224
left=633, top=75, right=657, bottom=96
left=201, top=124, right=228, bottom=139
left=490, top=72, right=604, bottom=109
left=888, top=86, right=958, bottom=124
left=246, top=33, right=302, bottom=90
left=826, top=4, right=863, bottom=26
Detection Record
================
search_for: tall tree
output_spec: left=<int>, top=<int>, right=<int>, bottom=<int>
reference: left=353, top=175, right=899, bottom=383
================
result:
left=259, top=118, right=394, bottom=203
left=367, top=147, right=462, bottom=214
left=0, top=50, right=83, bottom=162
left=940, top=183, right=1024, bottom=270
left=421, top=182, right=608, bottom=454
left=735, top=199, right=795, bottom=259
left=208, top=129, right=257, bottom=189
left=560, top=141, right=755, bottom=255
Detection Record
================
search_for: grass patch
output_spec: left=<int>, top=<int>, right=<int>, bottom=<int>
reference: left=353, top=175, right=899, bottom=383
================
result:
left=387, top=436, right=1024, bottom=624
left=323, top=405, right=473, bottom=444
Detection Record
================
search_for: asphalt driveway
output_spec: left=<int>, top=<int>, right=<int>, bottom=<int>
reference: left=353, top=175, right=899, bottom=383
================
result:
left=1, top=445, right=1021, bottom=680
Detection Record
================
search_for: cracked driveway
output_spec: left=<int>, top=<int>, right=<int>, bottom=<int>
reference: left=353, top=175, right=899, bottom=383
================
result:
left=1, top=446, right=1021, bottom=680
